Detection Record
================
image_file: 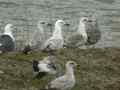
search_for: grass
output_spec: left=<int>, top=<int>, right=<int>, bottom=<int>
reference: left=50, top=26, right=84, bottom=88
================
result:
left=0, top=48, right=120, bottom=90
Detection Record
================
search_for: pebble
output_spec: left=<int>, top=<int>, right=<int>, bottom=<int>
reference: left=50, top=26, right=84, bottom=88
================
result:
left=0, top=70, right=4, bottom=74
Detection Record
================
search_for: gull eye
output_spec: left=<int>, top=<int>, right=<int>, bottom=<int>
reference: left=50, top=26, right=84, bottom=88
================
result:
left=70, top=62, right=74, bottom=65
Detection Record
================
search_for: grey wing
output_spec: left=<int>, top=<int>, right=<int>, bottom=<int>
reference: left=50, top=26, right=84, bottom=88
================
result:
left=65, top=33, right=85, bottom=48
left=86, top=21, right=101, bottom=45
left=43, top=39, right=55, bottom=50
left=0, top=35, right=15, bottom=52
left=48, top=76, right=69, bottom=89
left=30, top=30, right=44, bottom=48
left=43, top=38, right=63, bottom=50
left=51, top=38, right=63, bottom=49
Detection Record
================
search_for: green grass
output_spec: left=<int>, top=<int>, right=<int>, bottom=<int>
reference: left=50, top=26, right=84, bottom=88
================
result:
left=0, top=48, right=120, bottom=90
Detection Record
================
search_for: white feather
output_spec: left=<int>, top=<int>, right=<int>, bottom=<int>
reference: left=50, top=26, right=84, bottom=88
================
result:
left=77, top=17, right=88, bottom=42
left=46, top=61, right=76, bottom=90
left=37, top=56, right=56, bottom=74
left=30, top=21, right=45, bottom=47
left=43, top=20, right=65, bottom=50
left=3, top=24, right=15, bottom=41
left=0, top=43, right=2, bottom=46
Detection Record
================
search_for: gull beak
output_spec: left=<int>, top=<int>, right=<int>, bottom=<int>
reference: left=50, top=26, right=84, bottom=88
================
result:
left=40, top=22, right=46, bottom=24
left=88, top=19, right=93, bottom=22
left=63, top=21, right=66, bottom=25
left=73, top=62, right=77, bottom=67
left=60, top=20, right=66, bottom=25
left=47, top=23, right=53, bottom=26
left=65, top=23, right=70, bottom=26
left=12, top=26, right=17, bottom=30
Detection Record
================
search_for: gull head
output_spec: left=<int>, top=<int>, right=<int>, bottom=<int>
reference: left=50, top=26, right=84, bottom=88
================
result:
left=80, top=17, right=89, bottom=24
left=55, top=20, right=66, bottom=27
left=52, top=20, right=66, bottom=38
left=80, top=17, right=95, bottom=24
left=66, top=61, right=77, bottom=68
left=4, top=24, right=16, bottom=33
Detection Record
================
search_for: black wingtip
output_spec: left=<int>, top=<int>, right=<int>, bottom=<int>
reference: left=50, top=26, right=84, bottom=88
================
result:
left=34, top=72, right=47, bottom=79
left=33, top=60, right=39, bottom=72
left=22, top=44, right=32, bottom=54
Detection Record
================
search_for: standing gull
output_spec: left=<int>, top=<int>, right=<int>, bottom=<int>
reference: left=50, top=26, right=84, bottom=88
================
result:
left=42, top=20, right=65, bottom=52
left=41, top=61, right=77, bottom=90
left=31, top=21, right=46, bottom=49
left=65, top=16, right=101, bottom=48
left=85, top=17, right=101, bottom=46
left=33, top=56, right=57, bottom=78
left=65, top=17, right=88, bottom=48
left=22, top=21, right=46, bottom=54
left=0, top=24, right=15, bottom=53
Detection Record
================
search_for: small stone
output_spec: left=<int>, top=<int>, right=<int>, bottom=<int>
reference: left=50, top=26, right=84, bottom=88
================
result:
left=0, top=70, right=4, bottom=74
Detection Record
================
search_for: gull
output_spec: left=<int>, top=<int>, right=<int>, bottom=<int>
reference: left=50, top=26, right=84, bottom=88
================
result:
left=65, top=16, right=101, bottom=48
left=64, top=17, right=88, bottom=48
left=84, top=16, right=101, bottom=46
left=0, top=24, right=15, bottom=53
left=42, top=20, right=65, bottom=52
left=33, top=56, right=57, bottom=78
left=31, top=21, right=46, bottom=49
left=22, top=21, right=46, bottom=54
left=43, top=61, right=77, bottom=90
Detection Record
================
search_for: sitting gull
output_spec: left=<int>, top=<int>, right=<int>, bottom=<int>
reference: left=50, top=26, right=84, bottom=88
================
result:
left=33, top=56, right=57, bottom=78
left=65, top=16, right=101, bottom=48
left=42, top=20, right=65, bottom=52
left=0, top=24, right=15, bottom=53
left=42, top=61, right=77, bottom=90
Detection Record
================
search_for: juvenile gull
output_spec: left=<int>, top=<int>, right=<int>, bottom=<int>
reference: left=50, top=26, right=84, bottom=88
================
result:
left=33, top=56, right=57, bottom=78
left=31, top=21, right=46, bottom=49
left=22, top=21, right=46, bottom=54
left=0, top=24, right=15, bottom=53
left=85, top=17, right=101, bottom=46
left=43, top=61, right=77, bottom=90
left=42, top=20, right=65, bottom=52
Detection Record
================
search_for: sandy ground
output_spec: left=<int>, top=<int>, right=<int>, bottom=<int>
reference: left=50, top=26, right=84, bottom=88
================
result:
left=0, top=48, right=120, bottom=90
